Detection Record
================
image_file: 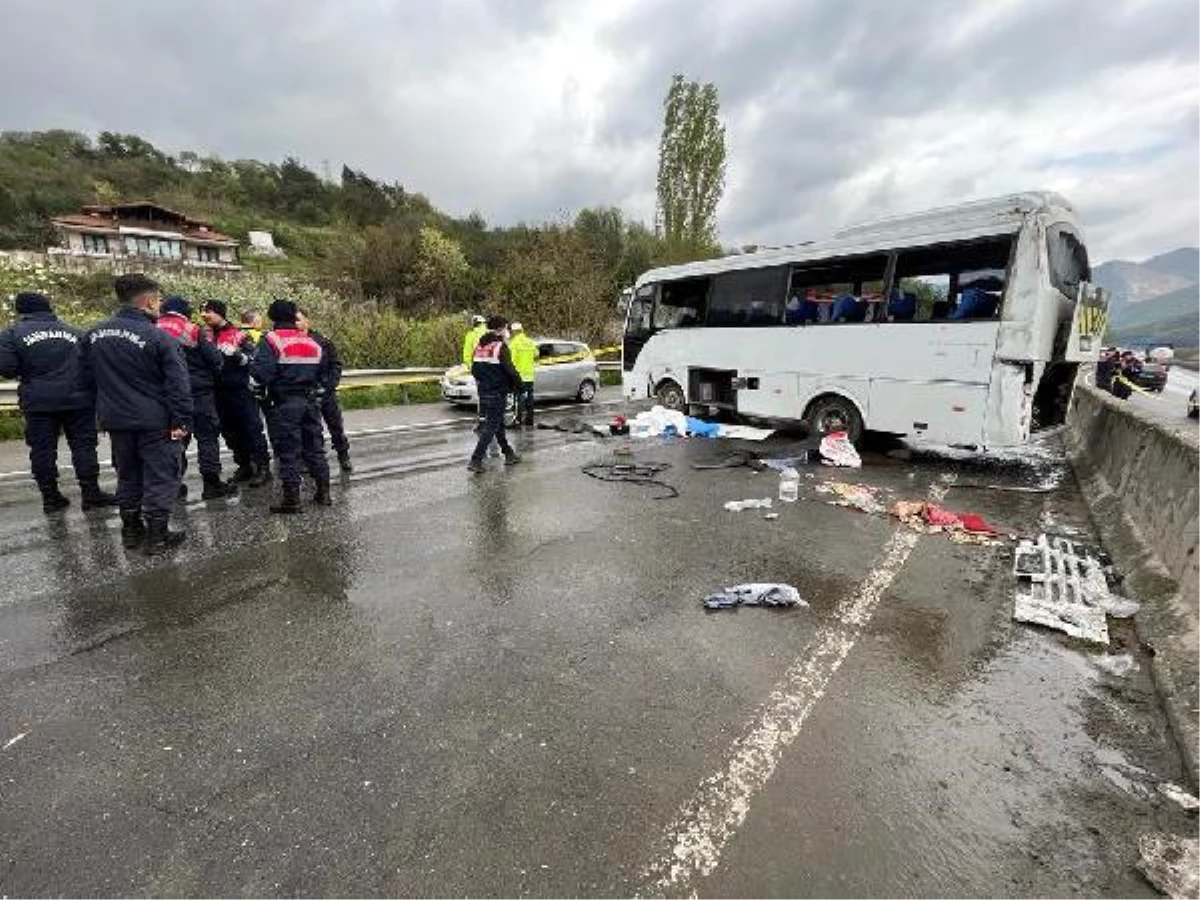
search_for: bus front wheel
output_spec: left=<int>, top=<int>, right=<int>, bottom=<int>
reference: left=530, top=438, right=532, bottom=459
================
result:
left=655, top=380, right=686, bottom=412
left=805, top=394, right=864, bottom=444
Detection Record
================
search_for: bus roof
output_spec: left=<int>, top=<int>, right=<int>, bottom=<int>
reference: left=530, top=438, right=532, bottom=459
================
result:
left=635, top=190, right=1080, bottom=287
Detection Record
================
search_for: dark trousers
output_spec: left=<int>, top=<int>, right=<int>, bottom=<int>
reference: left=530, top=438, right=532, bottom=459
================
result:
left=320, top=393, right=349, bottom=453
left=110, top=430, right=182, bottom=516
left=471, top=394, right=513, bottom=463
left=181, top=391, right=222, bottom=478
left=24, top=407, right=100, bottom=484
left=215, top=386, right=270, bottom=468
left=517, top=381, right=535, bottom=425
left=265, top=395, right=329, bottom=488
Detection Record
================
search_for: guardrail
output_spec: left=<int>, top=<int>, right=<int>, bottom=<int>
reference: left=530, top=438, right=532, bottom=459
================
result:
left=1, top=355, right=623, bottom=411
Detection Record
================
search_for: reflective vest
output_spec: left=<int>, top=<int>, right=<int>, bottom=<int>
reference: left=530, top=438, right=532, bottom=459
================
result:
left=157, top=312, right=200, bottom=347
left=508, top=333, right=538, bottom=382
left=473, top=338, right=503, bottom=364
left=462, top=324, right=486, bottom=367
left=212, top=324, right=248, bottom=352
left=245, top=327, right=263, bottom=345
left=265, top=328, right=323, bottom=365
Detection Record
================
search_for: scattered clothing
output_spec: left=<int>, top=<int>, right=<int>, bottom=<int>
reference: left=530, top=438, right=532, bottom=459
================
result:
left=703, top=583, right=807, bottom=610
left=723, top=498, right=773, bottom=511
left=717, top=424, right=775, bottom=441
left=819, top=431, right=861, bottom=468
left=686, top=417, right=721, bottom=438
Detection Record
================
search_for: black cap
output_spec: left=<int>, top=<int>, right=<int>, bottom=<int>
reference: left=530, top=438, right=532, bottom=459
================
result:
left=268, top=298, right=298, bottom=325
left=14, top=292, right=51, bottom=315
left=161, top=295, right=192, bottom=317
left=201, top=298, right=228, bottom=319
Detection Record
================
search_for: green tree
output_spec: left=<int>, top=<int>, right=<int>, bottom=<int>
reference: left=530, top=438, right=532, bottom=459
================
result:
left=413, top=226, right=469, bottom=307
left=655, top=74, right=726, bottom=262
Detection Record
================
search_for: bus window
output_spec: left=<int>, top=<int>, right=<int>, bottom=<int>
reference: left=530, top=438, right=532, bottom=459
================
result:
left=1046, top=223, right=1090, bottom=300
left=655, top=277, right=710, bottom=329
left=893, top=238, right=1013, bottom=321
left=626, top=285, right=655, bottom=337
left=787, top=254, right=889, bottom=324
left=708, top=266, right=788, bottom=327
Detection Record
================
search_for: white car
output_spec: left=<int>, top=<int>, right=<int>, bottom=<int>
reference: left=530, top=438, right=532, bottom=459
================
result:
left=441, top=339, right=600, bottom=412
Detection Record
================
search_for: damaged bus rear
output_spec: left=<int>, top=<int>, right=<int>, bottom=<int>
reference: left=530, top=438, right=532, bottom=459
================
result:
left=622, top=191, right=1106, bottom=447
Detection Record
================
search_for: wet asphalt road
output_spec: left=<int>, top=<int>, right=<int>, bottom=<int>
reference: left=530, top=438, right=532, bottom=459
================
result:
left=0, top=405, right=1195, bottom=897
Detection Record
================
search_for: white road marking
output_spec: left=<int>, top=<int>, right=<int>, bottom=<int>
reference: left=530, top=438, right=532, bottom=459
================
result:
left=639, top=478, right=951, bottom=898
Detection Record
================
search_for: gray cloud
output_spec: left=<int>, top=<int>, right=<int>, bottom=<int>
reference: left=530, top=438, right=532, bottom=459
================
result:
left=0, top=0, right=1195, bottom=260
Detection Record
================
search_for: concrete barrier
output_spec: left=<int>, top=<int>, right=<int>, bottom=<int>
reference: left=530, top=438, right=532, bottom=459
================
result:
left=1065, top=382, right=1198, bottom=786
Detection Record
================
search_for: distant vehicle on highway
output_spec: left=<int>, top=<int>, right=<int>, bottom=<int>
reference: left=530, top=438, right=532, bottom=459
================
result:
left=1126, top=359, right=1169, bottom=393
left=1188, top=389, right=1198, bottom=419
left=622, top=191, right=1105, bottom=447
left=441, top=339, right=599, bottom=420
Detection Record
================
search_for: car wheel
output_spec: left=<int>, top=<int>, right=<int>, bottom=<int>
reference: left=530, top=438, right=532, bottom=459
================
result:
left=655, top=379, right=686, bottom=411
left=576, top=379, right=597, bottom=403
left=804, top=394, right=864, bottom=444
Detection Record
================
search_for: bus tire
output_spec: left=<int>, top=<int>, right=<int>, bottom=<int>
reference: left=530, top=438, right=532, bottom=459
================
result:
left=804, top=394, right=864, bottom=444
left=655, top=379, right=686, bottom=411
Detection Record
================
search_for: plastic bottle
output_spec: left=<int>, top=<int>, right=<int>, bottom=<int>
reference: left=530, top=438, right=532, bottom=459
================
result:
left=779, top=467, right=800, bottom=503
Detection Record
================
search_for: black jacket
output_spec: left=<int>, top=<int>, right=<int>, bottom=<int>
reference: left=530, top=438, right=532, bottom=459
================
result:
left=0, top=312, right=91, bottom=412
left=157, top=312, right=222, bottom=395
left=250, top=327, right=325, bottom=397
left=309, top=330, right=343, bottom=391
left=206, top=322, right=257, bottom=389
left=471, top=332, right=520, bottom=398
left=79, top=307, right=193, bottom=432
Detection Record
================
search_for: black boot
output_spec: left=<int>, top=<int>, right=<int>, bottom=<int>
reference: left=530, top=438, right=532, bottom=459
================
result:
left=231, top=464, right=255, bottom=483
left=79, top=477, right=117, bottom=510
left=504, top=451, right=522, bottom=466
left=144, top=513, right=185, bottom=556
left=336, top=449, right=353, bottom=473
left=201, top=473, right=238, bottom=500
left=248, top=463, right=272, bottom=488
left=120, top=511, right=146, bottom=549
left=38, top=480, right=70, bottom=513
left=314, top=478, right=333, bottom=506
left=270, top=484, right=303, bottom=514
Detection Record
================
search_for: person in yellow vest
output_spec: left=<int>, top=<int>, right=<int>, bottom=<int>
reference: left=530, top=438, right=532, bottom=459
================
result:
left=508, top=322, right=539, bottom=427
left=240, top=310, right=265, bottom=345
left=461, top=315, right=487, bottom=368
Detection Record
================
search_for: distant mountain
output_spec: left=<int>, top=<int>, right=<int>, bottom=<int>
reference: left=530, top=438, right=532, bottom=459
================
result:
left=1094, top=247, right=1198, bottom=349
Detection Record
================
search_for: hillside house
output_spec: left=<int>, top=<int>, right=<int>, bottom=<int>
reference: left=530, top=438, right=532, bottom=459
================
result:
left=49, top=202, right=241, bottom=269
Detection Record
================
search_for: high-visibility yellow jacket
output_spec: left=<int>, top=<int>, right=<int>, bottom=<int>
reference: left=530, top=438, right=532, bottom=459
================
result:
left=509, top=332, right=539, bottom=383
left=245, top=327, right=263, bottom=345
left=461, top=324, right=486, bottom=367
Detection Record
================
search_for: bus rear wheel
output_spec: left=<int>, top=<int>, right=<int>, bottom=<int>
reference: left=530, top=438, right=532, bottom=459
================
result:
left=655, top=379, right=686, bottom=412
left=805, top=395, right=864, bottom=444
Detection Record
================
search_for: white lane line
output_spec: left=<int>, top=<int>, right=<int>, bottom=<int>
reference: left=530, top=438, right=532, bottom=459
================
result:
left=639, top=478, right=951, bottom=898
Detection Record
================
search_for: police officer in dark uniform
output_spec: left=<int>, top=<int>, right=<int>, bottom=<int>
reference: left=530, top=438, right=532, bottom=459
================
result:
left=158, top=296, right=237, bottom=501
left=0, top=291, right=116, bottom=513
left=251, top=299, right=332, bottom=514
left=467, top=315, right=522, bottom=473
left=79, top=274, right=192, bottom=554
left=200, top=299, right=272, bottom=486
left=296, top=308, right=352, bottom=472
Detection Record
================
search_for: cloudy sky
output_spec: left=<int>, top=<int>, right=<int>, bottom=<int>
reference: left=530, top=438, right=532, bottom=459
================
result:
left=1, top=0, right=1196, bottom=262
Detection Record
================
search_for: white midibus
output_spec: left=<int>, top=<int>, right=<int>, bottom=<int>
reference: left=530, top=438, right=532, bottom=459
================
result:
left=622, top=191, right=1107, bottom=447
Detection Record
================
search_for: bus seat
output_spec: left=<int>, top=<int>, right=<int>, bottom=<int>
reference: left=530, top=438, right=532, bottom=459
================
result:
left=887, top=291, right=917, bottom=321
left=951, top=286, right=999, bottom=320
left=830, top=293, right=866, bottom=323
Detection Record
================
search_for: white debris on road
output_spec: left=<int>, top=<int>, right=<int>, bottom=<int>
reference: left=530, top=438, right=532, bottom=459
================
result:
left=3, top=731, right=28, bottom=750
left=1138, top=832, right=1199, bottom=899
left=1158, top=782, right=1200, bottom=813
left=1012, top=534, right=1136, bottom=644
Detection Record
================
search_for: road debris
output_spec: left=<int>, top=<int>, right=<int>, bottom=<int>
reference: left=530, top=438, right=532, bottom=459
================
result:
left=819, top=431, right=861, bottom=467
left=1137, top=832, right=1199, bottom=899
left=1158, top=782, right=1200, bottom=813
left=723, top=498, right=773, bottom=511
left=581, top=460, right=678, bottom=500
left=3, top=731, right=29, bottom=750
left=1011, top=534, right=1136, bottom=644
left=819, top=481, right=887, bottom=514
left=703, top=583, right=807, bottom=610
left=1092, top=654, right=1138, bottom=678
